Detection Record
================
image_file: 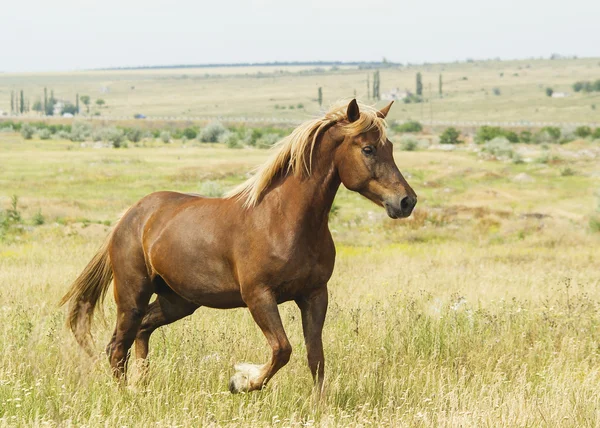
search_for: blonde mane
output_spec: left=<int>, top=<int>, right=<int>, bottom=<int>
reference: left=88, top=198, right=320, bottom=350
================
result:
left=226, top=101, right=388, bottom=208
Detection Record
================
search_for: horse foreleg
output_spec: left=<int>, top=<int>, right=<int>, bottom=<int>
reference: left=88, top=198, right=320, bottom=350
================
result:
left=229, top=288, right=291, bottom=393
left=297, top=286, right=328, bottom=393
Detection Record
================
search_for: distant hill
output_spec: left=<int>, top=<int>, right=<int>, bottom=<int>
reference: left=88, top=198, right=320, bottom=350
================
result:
left=97, top=61, right=400, bottom=71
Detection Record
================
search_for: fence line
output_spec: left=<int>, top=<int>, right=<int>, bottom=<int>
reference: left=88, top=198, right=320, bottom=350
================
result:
left=1, top=115, right=598, bottom=129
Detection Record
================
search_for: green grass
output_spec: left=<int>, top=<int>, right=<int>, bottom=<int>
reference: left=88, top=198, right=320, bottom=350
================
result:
left=0, top=133, right=599, bottom=425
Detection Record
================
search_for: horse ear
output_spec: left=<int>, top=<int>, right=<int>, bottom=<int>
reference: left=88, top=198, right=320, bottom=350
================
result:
left=347, top=99, right=360, bottom=123
left=377, top=101, right=394, bottom=119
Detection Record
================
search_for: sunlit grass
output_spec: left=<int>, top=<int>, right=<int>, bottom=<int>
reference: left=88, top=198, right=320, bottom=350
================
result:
left=0, top=135, right=599, bottom=425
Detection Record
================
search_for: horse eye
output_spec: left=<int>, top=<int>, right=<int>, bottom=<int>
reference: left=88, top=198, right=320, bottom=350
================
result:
left=362, top=146, right=374, bottom=155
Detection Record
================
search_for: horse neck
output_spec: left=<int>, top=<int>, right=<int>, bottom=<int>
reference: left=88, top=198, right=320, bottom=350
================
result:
left=268, top=130, right=341, bottom=230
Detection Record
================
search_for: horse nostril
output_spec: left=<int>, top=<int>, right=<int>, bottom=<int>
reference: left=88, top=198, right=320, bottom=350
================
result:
left=400, top=196, right=416, bottom=213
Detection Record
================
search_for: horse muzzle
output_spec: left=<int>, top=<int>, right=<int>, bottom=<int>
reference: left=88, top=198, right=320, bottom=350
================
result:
left=384, top=195, right=417, bottom=219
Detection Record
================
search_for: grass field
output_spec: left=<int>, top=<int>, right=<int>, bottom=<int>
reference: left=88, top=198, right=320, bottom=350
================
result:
left=1, top=129, right=599, bottom=426
left=2, top=58, right=600, bottom=123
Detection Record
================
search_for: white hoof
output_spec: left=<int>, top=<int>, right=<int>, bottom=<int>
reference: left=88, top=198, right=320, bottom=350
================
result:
left=229, top=363, right=263, bottom=393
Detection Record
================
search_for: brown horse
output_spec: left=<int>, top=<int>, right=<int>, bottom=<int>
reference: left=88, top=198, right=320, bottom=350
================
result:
left=60, top=99, right=417, bottom=393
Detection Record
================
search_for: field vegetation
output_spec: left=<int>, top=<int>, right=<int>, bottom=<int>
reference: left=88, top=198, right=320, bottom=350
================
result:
left=2, top=58, right=600, bottom=123
left=0, top=126, right=599, bottom=425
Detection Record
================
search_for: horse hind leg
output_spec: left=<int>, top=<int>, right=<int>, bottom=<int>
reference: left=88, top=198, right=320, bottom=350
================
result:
left=134, top=290, right=199, bottom=361
left=107, top=271, right=154, bottom=383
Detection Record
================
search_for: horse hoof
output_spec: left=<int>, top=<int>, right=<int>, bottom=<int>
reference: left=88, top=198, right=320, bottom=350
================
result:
left=229, top=363, right=263, bottom=393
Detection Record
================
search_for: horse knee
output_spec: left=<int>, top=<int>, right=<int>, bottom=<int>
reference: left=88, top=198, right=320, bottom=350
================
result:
left=273, top=343, right=292, bottom=365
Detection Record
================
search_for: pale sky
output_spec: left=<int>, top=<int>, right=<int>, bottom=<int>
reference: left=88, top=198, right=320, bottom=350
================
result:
left=1, top=0, right=598, bottom=72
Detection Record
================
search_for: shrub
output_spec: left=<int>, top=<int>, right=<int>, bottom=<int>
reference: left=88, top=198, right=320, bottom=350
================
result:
left=20, top=124, right=34, bottom=140
left=69, top=122, right=92, bottom=142
left=540, top=126, right=561, bottom=142
left=182, top=127, right=197, bottom=140
left=492, top=87, right=501, bottom=96
left=199, top=122, right=226, bottom=143
left=399, top=136, right=418, bottom=151
left=56, top=130, right=71, bottom=140
left=38, top=128, right=52, bottom=140
left=33, top=209, right=45, bottom=225
left=519, top=131, right=532, bottom=143
left=575, top=126, right=592, bottom=138
left=483, top=137, right=514, bottom=159
left=102, top=127, right=125, bottom=148
left=256, top=133, right=280, bottom=149
left=223, top=133, right=242, bottom=148
left=504, top=131, right=519, bottom=143
left=476, top=126, right=505, bottom=143
left=592, top=128, right=600, bottom=139
left=439, top=127, right=461, bottom=144
left=560, top=167, right=576, bottom=176
left=160, top=131, right=171, bottom=143
left=61, top=103, right=78, bottom=115
left=126, top=128, right=143, bottom=143
left=199, top=181, right=224, bottom=197
left=545, top=87, right=553, bottom=97
left=393, top=120, right=422, bottom=133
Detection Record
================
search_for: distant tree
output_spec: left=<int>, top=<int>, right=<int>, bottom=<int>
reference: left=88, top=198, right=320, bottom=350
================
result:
left=439, top=127, right=461, bottom=144
left=575, top=126, right=592, bottom=138
left=80, top=95, right=91, bottom=113
left=10, top=90, right=14, bottom=114
left=32, top=100, right=43, bottom=113
left=76, top=93, right=79, bottom=114
left=545, top=87, right=553, bottom=97
left=96, top=98, right=105, bottom=107
left=594, top=79, right=600, bottom=92
left=43, top=87, right=48, bottom=114
left=416, top=72, right=423, bottom=96
left=493, top=87, right=501, bottom=96
left=182, top=127, right=197, bottom=139
left=372, top=70, right=380, bottom=101
left=317, top=87, right=323, bottom=107
left=438, top=74, right=443, bottom=97
left=20, top=90, right=25, bottom=114
left=61, top=103, right=78, bottom=115
left=366, top=74, right=370, bottom=100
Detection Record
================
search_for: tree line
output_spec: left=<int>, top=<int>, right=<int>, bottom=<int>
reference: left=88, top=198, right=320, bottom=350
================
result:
left=8, top=88, right=105, bottom=116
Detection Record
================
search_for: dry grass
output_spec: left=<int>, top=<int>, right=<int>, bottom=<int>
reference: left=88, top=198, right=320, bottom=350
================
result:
left=0, top=133, right=599, bottom=426
left=1, top=58, right=600, bottom=123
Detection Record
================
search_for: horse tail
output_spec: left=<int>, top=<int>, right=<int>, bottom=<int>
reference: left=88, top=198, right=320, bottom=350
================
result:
left=59, top=231, right=114, bottom=356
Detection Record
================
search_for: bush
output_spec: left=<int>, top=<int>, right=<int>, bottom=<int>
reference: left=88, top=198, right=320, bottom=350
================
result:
left=575, top=126, right=592, bottom=138
left=199, top=122, right=226, bottom=143
left=160, top=131, right=171, bottom=143
left=38, top=128, right=52, bottom=140
left=540, top=126, right=561, bottom=142
left=20, top=124, right=34, bottom=140
left=519, top=131, right=532, bottom=143
left=256, top=133, right=280, bottom=149
left=56, top=130, right=71, bottom=140
left=483, top=137, right=515, bottom=159
left=182, top=127, right=197, bottom=139
left=592, top=128, right=600, bottom=139
left=504, top=131, right=519, bottom=143
left=476, top=126, right=506, bottom=143
left=393, top=120, right=422, bottom=133
left=102, top=127, right=125, bottom=148
left=439, top=127, right=461, bottom=145
left=126, top=128, right=143, bottom=143
left=492, top=87, right=501, bottom=96
left=69, top=122, right=92, bottom=142
left=199, top=181, right=224, bottom=197
left=545, top=87, right=553, bottom=97
left=224, top=133, right=242, bottom=149
left=399, top=136, right=418, bottom=151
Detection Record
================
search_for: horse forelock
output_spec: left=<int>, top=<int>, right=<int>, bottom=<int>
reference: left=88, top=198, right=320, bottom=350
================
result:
left=225, top=100, right=387, bottom=208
